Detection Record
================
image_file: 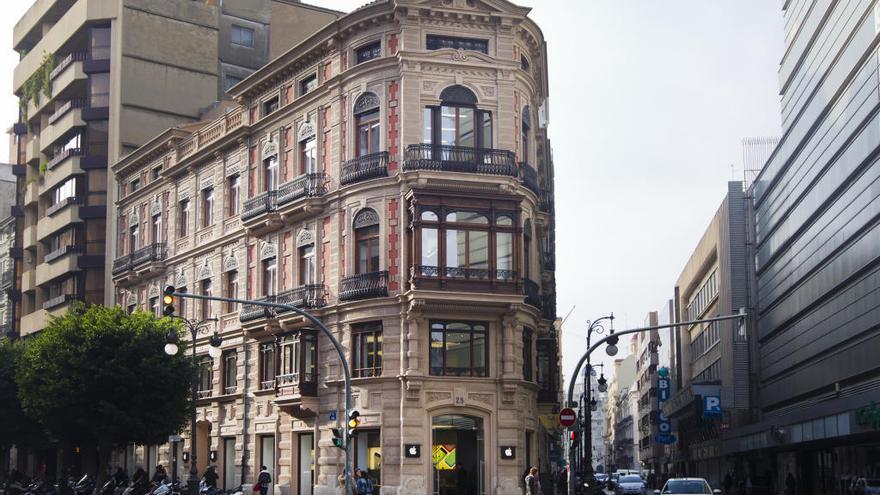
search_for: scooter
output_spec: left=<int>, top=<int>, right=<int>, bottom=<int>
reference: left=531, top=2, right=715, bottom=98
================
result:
left=72, top=475, right=93, bottom=495
left=198, top=480, right=218, bottom=495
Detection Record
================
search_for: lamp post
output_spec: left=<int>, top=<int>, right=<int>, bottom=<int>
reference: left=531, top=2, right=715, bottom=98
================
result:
left=580, top=315, right=614, bottom=482
left=164, top=316, right=221, bottom=495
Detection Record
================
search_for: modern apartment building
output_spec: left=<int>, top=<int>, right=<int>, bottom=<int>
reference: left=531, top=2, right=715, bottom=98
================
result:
left=608, top=342, right=638, bottom=472
left=11, top=0, right=340, bottom=337
left=663, top=182, right=749, bottom=488
left=724, top=1, right=880, bottom=493
left=110, top=1, right=558, bottom=494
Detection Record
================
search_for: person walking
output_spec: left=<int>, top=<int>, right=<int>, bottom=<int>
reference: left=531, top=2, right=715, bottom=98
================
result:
left=202, top=466, right=219, bottom=489
left=354, top=469, right=373, bottom=495
left=257, top=466, right=271, bottom=495
left=524, top=467, right=540, bottom=495
left=151, top=465, right=167, bottom=484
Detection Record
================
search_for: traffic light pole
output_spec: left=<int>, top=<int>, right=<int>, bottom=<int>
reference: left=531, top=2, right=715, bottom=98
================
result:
left=167, top=290, right=355, bottom=494
left=565, top=311, right=747, bottom=495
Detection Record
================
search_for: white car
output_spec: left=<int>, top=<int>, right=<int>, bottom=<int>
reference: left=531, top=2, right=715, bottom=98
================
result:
left=615, top=474, right=647, bottom=495
left=653, top=478, right=721, bottom=494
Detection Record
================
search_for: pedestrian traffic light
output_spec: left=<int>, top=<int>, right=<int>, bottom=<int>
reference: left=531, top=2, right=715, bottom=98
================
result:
left=163, top=285, right=176, bottom=317
left=331, top=428, right=345, bottom=449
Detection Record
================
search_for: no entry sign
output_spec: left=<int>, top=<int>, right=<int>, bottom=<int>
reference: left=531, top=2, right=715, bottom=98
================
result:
left=559, top=408, right=577, bottom=427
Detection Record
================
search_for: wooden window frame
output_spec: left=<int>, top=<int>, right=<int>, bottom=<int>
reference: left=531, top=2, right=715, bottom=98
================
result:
left=355, top=110, right=381, bottom=157
left=352, top=322, right=383, bottom=378
left=429, top=320, right=489, bottom=377
left=354, top=224, right=380, bottom=275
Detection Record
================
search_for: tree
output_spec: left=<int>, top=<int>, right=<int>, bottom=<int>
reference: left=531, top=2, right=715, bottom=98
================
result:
left=16, top=304, right=192, bottom=481
left=0, top=339, right=47, bottom=471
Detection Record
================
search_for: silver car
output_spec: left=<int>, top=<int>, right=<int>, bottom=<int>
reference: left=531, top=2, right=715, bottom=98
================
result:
left=653, top=478, right=721, bottom=495
left=616, top=475, right=647, bottom=495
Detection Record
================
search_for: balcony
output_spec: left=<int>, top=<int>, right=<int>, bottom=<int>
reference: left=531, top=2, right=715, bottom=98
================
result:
left=339, top=271, right=388, bottom=302
left=20, top=309, right=48, bottom=337
left=111, top=243, right=167, bottom=286
left=43, top=149, right=85, bottom=192
left=403, top=144, right=517, bottom=176
left=277, top=173, right=327, bottom=206
left=276, top=285, right=327, bottom=311
left=340, top=151, right=389, bottom=186
left=410, top=265, right=519, bottom=294
left=539, top=189, right=554, bottom=215
left=36, top=249, right=81, bottom=286
left=22, top=225, right=37, bottom=250
left=44, top=244, right=82, bottom=263
left=42, top=293, right=80, bottom=311
left=25, top=136, right=41, bottom=164
left=24, top=179, right=39, bottom=207
left=242, top=175, right=329, bottom=234
left=41, top=101, right=85, bottom=152
left=1, top=270, right=13, bottom=289
left=240, top=191, right=282, bottom=235
left=520, top=163, right=541, bottom=196
left=522, top=278, right=541, bottom=309
left=239, top=295, right=277, bottom=323
left=21, top=267, right=36, bottom=293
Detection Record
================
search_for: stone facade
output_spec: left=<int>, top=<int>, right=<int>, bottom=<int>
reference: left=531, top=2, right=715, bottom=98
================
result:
left=111, top=1, right=558, bottom=494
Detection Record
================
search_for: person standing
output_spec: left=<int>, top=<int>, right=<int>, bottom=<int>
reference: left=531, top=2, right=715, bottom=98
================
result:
left=524, top=467, right=540, bottom=495
left=257, top=466, right=271, bottom=495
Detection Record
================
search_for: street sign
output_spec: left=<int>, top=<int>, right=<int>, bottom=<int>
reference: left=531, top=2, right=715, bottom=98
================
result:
left=168, top=434, right=182, bottom=443
left=703, top=396, right=722, bottom=418
left=559, top=408, right=577, bottom=427
left=656, top=434, right=676, bottom=444
left=329, top=410, right=337, bottom=421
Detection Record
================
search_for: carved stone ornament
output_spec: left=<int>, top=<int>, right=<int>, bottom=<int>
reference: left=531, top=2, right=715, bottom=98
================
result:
left=296, top=229, right=315, bottom=248
left=197, top=263, right=212, bottom=281
left=260, top=242, right=277, bottom=260
left=261, top=139, right=278, bottom=158
left=126, top=292, right=137, bottom=307
left=129, top=208, right=139, bottom=224
left=150, top=201, right=161, bottom=217
left=297, top=121, right=316, bottom=142
left=148, top=285, right=160, bottom=298
left=175, top=268, right=187, bottom=288
left=353, top=208, right=379, bottom=229
left=353, top=92, right=380, bottom=115
left=451, top=48, right=469, bottom=62
left=223, top=254, right=239, bottom=272
left=200, top=177, right=214, bottom=190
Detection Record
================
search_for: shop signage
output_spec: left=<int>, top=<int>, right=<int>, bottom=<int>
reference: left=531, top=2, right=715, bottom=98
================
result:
left=856, top=401, right=880, bottom=430
left=500, top=446, right=516, bottom=460
left=656, top=375, right=675, bottom=444
left=404, top=444, right=421, bottom=458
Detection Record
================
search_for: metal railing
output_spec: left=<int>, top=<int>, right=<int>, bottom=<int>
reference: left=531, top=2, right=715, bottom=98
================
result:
left=523, top=278, right=542, bottom=308
left=412, top=265, right=517, bottom=281
left=277, top=173, right=327, bottom=205
left=539, top=189, right=554, bottom=214
left=339, top=271, right=388, bottom=301
left=403, top=144, right=517, bottom=176
left=43, top=294, right=79, bottom=310
left=520, top=163, right=541, bottom=195
left=111, top=254, right=132, bottom=275
left=45, top=244, right=82, bottom=264
left=276, top=373, right=298, bottom=385
left=340, top=151, right=389, bottom=185
left=241, top=191, right=278, bottom=221
left=46, top=196, right=82, bottom=216
left=50, top=52, right=87, bottom=80
left=47, top=147, right=83, bottom=170
left=131, top=242, right=167, bottom=267
left=276, top=285, right=327, bottom=310
left=239, top=295, right=277, bottom=322
left=47, top=98, right=86, bottom=125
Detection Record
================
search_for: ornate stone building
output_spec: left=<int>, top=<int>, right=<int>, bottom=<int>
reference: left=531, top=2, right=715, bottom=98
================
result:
left=111, top=1, right=557, bottom=494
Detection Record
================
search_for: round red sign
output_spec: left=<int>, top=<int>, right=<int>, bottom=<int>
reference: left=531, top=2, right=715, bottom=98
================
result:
left=558, top=407, right=577, bottom=427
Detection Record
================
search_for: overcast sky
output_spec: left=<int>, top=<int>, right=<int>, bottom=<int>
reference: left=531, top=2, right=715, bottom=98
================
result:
left=1, top=1, right=784, bottom=383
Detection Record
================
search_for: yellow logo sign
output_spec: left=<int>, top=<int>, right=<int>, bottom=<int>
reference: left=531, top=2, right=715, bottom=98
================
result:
left=432, top=444, right=456, bottom=470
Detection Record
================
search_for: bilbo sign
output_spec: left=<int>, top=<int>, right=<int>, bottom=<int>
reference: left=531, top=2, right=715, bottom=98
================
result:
left=856, top=402, right=880, bottom=430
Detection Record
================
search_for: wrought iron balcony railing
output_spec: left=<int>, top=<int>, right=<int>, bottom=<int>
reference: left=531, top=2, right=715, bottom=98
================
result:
left=47, top=148, right=84, bottom=170
left=539, top=189, right=554, bottom=214
left=523, top=278, right=542, bottom=308
left=45, top=244, right=82, bottom=263
left=111, top=254, right=132, bottom=275
left=277, top=173, right=327, bottom=205
left=520, top=163, right=541, bottom=195
left=412, top=265, right=517, bottom=281
left=241, top=191, right=278, bottom=221
left=339, top=271, right=388, bottom=301
left=340, top=151, right=389, bottom=185
left=276, top=284, right=327, bottom=310
left=403, top=144, right=517, bottom=176
left=50, top=52, right=87, bottom=80
left=239, top=295, right=277, bottom=322
left=47, top=99, right=86, bottom=125
left=131, top=243, right=167, bottom=267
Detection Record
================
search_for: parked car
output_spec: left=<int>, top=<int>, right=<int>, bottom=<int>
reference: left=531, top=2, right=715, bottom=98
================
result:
left=615, top=475, right=647, bottom=495
left=594, top=473, right=608, bottom=487
left=653, top=478, right=721, bottom=494
left=853, top=478, right=880, bottom=495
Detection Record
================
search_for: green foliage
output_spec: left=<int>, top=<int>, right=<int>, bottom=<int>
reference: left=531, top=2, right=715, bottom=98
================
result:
left=0, top=340, right=47, bottom=450
left=20, top=52, right=57, bottom=110
left=16, top=304, right=192, bottom=449
left=39, top=161, right=47, bottom=175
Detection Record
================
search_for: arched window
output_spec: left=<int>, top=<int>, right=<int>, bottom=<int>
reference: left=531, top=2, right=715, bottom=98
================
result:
left=521, top=106, right=531, bottom=163
left=423, top=85, right=492, bottom=149
left=354, top=92, right=380, bottom=157
left=354, top=208, right=380, bottom=274
left=523, top=219, right=532, bottom=280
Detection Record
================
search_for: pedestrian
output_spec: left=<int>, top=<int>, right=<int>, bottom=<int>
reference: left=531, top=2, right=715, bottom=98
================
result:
left=202, top=466, right=218, bottom=489
left=354, top=469, right=373, bottom=495
left=257, top=466, right=271, bottom=495
left=785, top=472, right=796, bottom=495
left=151, top=465, right=167, bottom=484
left=524, top=467, right=540, bottom=495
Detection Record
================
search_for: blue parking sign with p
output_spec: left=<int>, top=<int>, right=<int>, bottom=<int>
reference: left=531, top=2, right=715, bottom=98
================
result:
left=703, top=396, right=722, bottom=418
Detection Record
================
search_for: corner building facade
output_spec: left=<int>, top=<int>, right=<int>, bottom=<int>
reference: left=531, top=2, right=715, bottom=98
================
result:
left=112, top=1, right=559, bottom=494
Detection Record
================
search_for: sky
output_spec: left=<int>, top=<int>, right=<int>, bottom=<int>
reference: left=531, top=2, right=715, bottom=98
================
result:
left=0, top=1, right=784, bottom=384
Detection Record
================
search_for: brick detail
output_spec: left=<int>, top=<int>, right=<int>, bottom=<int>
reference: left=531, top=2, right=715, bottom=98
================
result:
left=389, top=33, right=398, bottom=55
left=341, top=95, right=347, bottom=161
left=282, top=232, right=293, bottom=290
left=322, top=106, right=331, bottom=174
left=324, top=62, right=332, bottom=81
left=339, top=210, right=346, bottom=278
left=387, top=198, right=399, bottom=291
left=322, top=217, right=331, bottom=289
left=247, top=244, right=256, bottom=299
left=387, top=80, right=399, bottom=172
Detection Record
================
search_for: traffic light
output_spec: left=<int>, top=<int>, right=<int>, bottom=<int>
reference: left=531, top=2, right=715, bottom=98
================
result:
left=163, top=285, right=176, bottom=317
left=331, top=428, right=345, bottom=449
left=348, top=410, right=361, bottom=433
left=569, top=430, right=578, bottom=448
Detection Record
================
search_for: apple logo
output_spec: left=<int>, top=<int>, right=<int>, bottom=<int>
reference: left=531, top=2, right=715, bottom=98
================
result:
left=409, top=446, right=418, bottom=456
left=504, top=447, right=513, bottom=457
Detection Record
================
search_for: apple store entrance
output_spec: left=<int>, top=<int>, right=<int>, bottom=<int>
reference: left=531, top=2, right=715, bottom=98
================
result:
left=432, top=414, right=485, bottom=495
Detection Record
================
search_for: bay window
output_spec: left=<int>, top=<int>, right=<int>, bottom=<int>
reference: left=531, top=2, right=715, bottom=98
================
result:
left=352, top=322, right=382, bottom=378
left=277, top=331, right=318, bottom=395
left=259, top=342, right=275, bottom=389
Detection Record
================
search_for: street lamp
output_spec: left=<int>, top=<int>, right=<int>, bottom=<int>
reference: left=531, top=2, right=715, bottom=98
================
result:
left=597, top=373, right=608, bottom=393
left=164, top=316, right=221, bottom=495
left=576, top=315, right=614, bottom=482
